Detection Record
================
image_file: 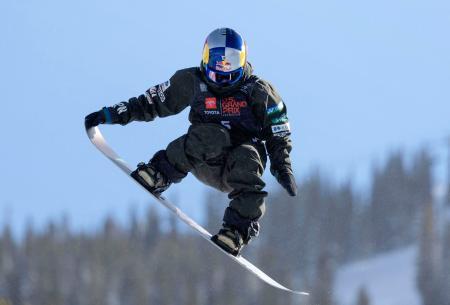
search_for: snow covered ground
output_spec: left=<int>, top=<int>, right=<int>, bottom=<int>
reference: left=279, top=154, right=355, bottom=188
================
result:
left=334, top=245, right=421, bottom=305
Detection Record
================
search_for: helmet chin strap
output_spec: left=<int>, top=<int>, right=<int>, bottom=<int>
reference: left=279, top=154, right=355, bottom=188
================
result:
left=215, top=73, right=233, bottom=84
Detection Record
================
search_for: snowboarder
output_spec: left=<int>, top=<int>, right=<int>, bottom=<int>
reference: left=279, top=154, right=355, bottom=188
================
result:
left=85, top=28, right=297, bottom=256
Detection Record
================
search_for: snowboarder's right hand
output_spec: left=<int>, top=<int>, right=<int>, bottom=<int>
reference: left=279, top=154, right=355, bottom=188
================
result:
left=274, top=168, right=298, bottom=197
left=84, top=109, right=106, bottom=129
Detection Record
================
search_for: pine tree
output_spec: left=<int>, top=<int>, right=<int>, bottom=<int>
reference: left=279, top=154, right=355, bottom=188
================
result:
left=203, top=189, right=226, bottom=233
left=0, top=224, right=22, bottom=305
left=440, top=223, right=450, bottom=304
left=310, top=248, right=335, bottom=305
left=369, top=150, right=432, bottom=253
left=325, top=181, right=355, bottom=263
left=447, top=137, right=450, bottom=207
left=409, top=149, right=433, bottom=233
left=355, top=286, right=370, bottom=305
left=369, top=152, right=408, bottom=251
left=417, top=203, right=440, bottom=305
left=144, top=205, right=161, bottom=250
left=128, top=205, right=142, bottom=241
left=297, top=170, right=324, bottom=278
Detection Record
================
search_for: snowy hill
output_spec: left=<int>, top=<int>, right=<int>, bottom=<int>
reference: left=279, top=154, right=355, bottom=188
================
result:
left=334, top=246, right=421, bottom=305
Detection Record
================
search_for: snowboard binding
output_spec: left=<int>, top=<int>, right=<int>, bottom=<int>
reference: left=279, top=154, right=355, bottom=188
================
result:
left=131, top=162, right=171, bottom=196
left=211, top=227, right=246, bottom=257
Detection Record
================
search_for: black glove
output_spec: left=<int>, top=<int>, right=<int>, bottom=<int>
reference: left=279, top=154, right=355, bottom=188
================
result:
left=275, top=168, right=298, bottom=196
left=84, top=110, right=106, bottom=129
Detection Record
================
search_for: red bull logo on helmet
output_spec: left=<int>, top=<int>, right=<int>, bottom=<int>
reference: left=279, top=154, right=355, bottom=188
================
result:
left=215, top=56, right=232, bottom=72
left=201, top=28, right=247, bottom=85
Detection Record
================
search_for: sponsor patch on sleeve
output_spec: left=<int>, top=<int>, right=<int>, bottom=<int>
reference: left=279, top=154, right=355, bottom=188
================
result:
left=271, top=123, right=290, bottom=134
left=160, top=80, right=171, bottom=91
left=156, top=80, right=171, bottom=103
left=270, top=113, right=289, bottom=124
left=148, top=86, right=158, bottom=98
left=144, top=91, right=153, bottom=104
left=267, top=101, right=285, bottom=116
left=113, top=102, right=127, bottom=115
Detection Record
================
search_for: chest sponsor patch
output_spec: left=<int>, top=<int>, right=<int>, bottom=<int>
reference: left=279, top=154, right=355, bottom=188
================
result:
left=222, top=97, right=247, bottom=116
left=271, top=123, right=290, bottom=134
left=205, top=97, right=217, bottom=109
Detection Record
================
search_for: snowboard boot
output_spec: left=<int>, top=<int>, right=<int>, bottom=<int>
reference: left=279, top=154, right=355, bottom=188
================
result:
left=131, top=162, right=171, bottom=196
left=211, top=207, right=260, bottom=256
left=131, top=150, right=187, bottom=196
left=211, top=226, right=245, bottom=256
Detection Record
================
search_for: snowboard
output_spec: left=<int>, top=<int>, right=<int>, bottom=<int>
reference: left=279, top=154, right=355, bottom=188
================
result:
left=86, top=126, right=308, bottom=296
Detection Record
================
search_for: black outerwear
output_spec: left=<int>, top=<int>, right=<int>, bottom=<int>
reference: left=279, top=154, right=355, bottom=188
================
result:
left=100, top=64, right=294, bottom=234
left=104, top=65, right=293, bottom=177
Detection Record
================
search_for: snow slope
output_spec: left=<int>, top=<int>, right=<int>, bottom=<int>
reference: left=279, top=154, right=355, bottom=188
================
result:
left=334, top=245, right=420, bottom=305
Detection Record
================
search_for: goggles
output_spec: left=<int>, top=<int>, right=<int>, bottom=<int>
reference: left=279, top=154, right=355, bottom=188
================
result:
left=204, top=65, right=244, bottom=86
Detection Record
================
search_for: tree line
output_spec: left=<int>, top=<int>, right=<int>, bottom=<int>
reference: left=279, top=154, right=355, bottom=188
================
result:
left=0, top=147, right=448, bottom=305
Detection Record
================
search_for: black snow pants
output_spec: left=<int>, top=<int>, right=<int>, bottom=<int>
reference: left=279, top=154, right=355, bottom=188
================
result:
left=153, top=123, right=268, bottom=237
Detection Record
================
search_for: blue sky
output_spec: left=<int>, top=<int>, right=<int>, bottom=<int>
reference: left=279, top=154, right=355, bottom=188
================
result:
left=1, top=0, right=449, bottom=233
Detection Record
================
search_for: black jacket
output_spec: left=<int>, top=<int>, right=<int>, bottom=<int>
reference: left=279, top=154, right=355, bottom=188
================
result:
left=103, top=65, right=293, bottom=175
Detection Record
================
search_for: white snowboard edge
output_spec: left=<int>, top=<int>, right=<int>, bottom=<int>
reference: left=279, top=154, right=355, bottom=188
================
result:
left=86, top=126, right=309, bottom=296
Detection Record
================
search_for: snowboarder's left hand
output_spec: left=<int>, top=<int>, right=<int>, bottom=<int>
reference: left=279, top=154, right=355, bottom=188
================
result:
left=85, top=110, right=106, bottom=129
left=275, top=169, right=298, bottom=196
